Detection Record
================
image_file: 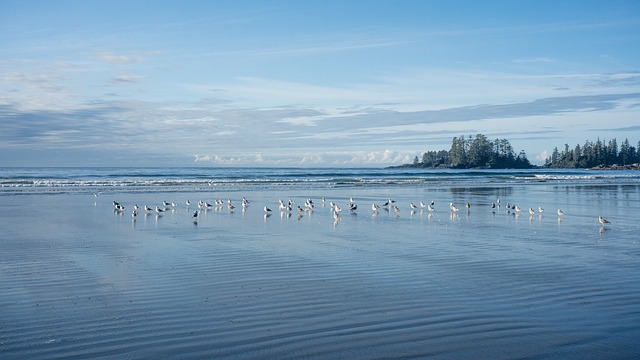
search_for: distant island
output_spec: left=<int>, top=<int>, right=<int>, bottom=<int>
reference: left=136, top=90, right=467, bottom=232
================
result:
left=394, top=135, right=640, bottom=170
left=392, top=134, right=534, bottom=169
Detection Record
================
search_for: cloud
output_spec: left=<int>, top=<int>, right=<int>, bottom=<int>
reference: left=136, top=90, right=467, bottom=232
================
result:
left=194, top=154, right=211, bottom=162
left=590, top=125, right=640, bottom=132
left=513, top=57, right=555, bottom=64
left=112, top=75, right=146, bottom=85
left=2, top=75, right=638, bottom=166
left=90, top=50, right=145, bottom=65
left=536, top=150, right=549, bottom=162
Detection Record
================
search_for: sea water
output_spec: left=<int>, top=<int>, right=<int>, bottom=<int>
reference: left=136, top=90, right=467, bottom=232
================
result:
left=1, top=167, right=639, bottom=359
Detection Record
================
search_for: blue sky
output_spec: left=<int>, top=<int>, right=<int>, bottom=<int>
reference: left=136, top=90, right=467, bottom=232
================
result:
left=1, top=0, right=639, bottom=167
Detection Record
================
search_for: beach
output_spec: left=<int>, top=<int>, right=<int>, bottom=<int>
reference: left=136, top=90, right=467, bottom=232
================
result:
left=1, top=169, right=640, bottom=359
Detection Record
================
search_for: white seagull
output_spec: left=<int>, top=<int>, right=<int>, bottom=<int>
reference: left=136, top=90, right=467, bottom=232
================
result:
left=598, top=216, right=611, bottom=225
left=264, top=206, right=272, bottom=213
left=557, top=209, right=564, bottom=216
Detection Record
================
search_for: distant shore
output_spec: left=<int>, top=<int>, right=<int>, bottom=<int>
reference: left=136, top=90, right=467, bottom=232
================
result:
left=588, top=163, right=640, bottom=170
left=389, top=163, right=640, bottom=170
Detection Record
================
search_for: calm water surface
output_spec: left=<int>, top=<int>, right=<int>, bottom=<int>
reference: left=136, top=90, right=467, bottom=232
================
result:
left=1, top=168, right=639, bottom=359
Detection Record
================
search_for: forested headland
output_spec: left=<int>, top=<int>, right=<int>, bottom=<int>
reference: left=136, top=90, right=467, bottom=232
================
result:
left=543, top=138, right=640, bottom=169
left=397, top=134, right=533, bottom=169
left=397, top=135, right=640, bottom=170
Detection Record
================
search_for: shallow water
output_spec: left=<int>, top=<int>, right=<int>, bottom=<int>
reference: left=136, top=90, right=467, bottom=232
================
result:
left=1, top=169, right=639, bottom=359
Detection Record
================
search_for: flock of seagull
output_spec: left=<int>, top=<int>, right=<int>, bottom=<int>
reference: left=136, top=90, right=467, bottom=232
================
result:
left=109, top=195, right=612, bottom=228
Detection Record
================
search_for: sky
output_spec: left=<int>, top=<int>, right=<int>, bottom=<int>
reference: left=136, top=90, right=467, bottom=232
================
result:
left=1, top=0, right=639, bottom=167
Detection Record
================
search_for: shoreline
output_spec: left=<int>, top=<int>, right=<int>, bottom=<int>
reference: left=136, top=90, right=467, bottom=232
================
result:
left=588, top=163, right=640, bottom=170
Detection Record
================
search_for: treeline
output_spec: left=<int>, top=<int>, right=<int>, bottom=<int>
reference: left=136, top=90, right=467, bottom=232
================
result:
left=409, top=134, right=533, bottom=169
left=544, top=138, right=640, bottom=168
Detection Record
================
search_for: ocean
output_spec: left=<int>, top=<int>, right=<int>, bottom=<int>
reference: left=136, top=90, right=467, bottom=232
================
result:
left=1, top=167, right=639, bottom=359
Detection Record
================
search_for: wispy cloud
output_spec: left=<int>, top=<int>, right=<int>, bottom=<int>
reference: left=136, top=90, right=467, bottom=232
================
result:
left=112, top=75, right=146, bottom=85
left=513, top=57, right=556, bottom=64
left=89, top=50, right=161, bottom=65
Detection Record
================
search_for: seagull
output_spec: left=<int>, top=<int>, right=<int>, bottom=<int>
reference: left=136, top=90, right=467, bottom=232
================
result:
left=529, top=207, right=535, bottom=215
left=427, top=204, right=435, bottom=212
left=163, top=201, right=171, bottom=206
left=410, top=202, right=418, bottom=210
left=304, top=199, right=315, bottom=210
left=491, top=202, right=496, bottom=209
left=155, top=206, right=165, bottom=214
left=192, top=210, right=198, bottom=218
left=264, top=206, right=272, bottom=213
left=144, top=205, right=153, bottom=212
left=598, top=216, right=611, bottom=225
left=372, top=203, right=380, bottom=212
left=186, top=200, right=191, bottom=207
left=132, top=210, right=138, bottom=219
left=420, top=201, right=426, bottom=209
left=348, top=203, right=357, bottom=211
left=515, top=206, right=522, bottom=213
left=557, top=209, right=564, bottom=216
left=466, top=201, right=470, bottom=210
left=449, top=202, right=458, bottom=213
left=538, top=207, right=544, bottom=213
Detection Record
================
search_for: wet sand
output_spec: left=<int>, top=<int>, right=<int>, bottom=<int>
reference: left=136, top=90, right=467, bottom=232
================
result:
left=1, top=184, right=639, bottom=359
